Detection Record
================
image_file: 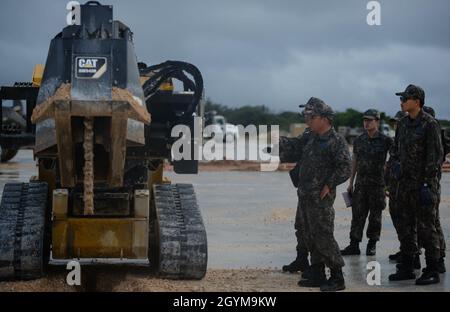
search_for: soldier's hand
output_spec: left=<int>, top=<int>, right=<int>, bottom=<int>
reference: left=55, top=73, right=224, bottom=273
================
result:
left=320, top=185, right=331, bottom=200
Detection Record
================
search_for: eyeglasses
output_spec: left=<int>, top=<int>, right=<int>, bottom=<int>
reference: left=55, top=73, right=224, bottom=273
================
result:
left=363, top=118, right=375, bottom=122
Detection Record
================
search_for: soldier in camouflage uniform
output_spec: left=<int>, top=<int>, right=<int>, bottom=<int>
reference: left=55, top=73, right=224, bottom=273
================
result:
left=280, top=97, right=351, bottom=292
left=279, top=126, right=313, bottom=275
left=391, top=106, right=446, bottom=272
left=341, top=109, right=393, bottom=256
left=388, top=85, right=443, bottom=285
left=386, top=111, right=408, bottom=262
left=417, top=106, right=446, bottom=273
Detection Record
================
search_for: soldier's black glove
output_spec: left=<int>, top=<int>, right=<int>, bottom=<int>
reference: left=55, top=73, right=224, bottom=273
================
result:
left=419, top=184, right=433, bottom=206
left=391, top=161, right=402, bottom=180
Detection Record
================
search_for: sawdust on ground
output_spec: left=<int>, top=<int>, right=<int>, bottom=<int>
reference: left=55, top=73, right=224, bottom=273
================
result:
left=0, top=268, right=391, bottom=292
left=264, top=208, right=296, bottom=224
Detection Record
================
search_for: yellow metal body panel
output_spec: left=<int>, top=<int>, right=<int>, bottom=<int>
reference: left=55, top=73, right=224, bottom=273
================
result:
left=139, top=75, right=173, bottom=91
left=52, top=218, right=148, bottom=259
left=150, top=163, right=164, bottom=186
left=52, top=189, right=68, bottom=219
left=148, top=163, right=171, bottom=196
left=51, top=188, right=150, bottom=260
left=159, top=81, right=174, bottom=91
left=32, top=64, right=44, bottom=87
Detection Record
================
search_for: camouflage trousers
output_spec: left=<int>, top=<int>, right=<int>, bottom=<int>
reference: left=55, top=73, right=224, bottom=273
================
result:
left=296, top=192, right=345, bottom=269
left=417, top=188, right=446, bottom=258
left=294, top=199, right=308, bottom=254
left=435, top=197, right=446, bottom=258
left=388, top=184, right=401, bottom=234
left=396, top=182, right=441, bottom=260
left=391, top=184, right=446, bottom=258
left=349, top=186, right=385, bottom=242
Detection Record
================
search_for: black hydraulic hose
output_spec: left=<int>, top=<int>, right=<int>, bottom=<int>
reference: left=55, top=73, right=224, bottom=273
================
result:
left=140, top=61, right=203, bottom=121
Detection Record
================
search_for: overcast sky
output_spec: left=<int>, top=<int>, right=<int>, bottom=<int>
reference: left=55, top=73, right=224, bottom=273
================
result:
left=1, top=0, right=449, bottom=118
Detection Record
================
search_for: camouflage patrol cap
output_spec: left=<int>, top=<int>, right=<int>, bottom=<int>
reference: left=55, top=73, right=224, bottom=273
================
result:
left=423, top=106, right=435, bottom=118
left=363, top=109, right=380, bottom=120
left=395, top=84, right=425, bottom=106
left=299, top=97, right=335, bottom=119
left=390, top=111, right=407, bottom=122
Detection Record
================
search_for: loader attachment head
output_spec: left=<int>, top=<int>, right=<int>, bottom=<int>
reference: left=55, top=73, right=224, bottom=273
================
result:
left=32, top=1, right=150, bottom=192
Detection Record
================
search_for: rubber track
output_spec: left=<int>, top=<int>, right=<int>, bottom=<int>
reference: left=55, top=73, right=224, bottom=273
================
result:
left=0, top=182, right=48, bottom=280
left=152, top=183, right=207, bottom=279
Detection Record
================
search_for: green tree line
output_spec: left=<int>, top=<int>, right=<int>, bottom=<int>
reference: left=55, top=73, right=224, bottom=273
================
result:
left=205, top=99, right=450, bottom=131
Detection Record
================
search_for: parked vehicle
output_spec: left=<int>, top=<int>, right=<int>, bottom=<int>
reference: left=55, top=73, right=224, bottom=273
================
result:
left=204, top=111, right=239, bottom=142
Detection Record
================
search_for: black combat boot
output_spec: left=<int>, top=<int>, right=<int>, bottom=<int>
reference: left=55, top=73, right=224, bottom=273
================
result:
left=421, top=259, right=446, bottom=274
left=298, top=263, right=326, bottom=287
left=396, top=252, right=421, bottom=269
left=320, top=267, right=346, bottom=292
left=301, top=265, right=313, bottom=280
left=416, top=258, right=440, bottom=285
left=340, top=241, right=360, bottom=256
left=366, top=239, right=377, bottom=256
left=389, top=251, right=401, bottom=261
left=394, top=253, right=403, bottom=263
left=282, top=251, right=310, bottom=273
left=437, top=257, right=446, bottom=274
left=389, top=255, right=416, bottom=281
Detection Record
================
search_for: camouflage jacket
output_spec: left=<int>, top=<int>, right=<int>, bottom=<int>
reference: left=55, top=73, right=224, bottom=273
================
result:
left=385, top=143, right=400, bottom=195
left=279, top=128, right=313, bottom=163
left=354, top=131, right=393, bottom=187
left=390, top=110, right=443, bottom=188
left=294, top=128, right=351, bottom=196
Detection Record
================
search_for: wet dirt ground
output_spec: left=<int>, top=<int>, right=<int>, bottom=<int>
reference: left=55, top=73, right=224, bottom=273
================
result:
left=0, top=150, right=449, bottom=292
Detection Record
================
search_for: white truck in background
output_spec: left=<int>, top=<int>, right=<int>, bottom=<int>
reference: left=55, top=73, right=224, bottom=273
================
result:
left=204, top=111, right=239, bottom=142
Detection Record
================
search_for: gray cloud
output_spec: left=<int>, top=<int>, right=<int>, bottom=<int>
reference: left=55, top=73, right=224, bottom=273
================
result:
left=1, top=0, right=449, bottom=118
